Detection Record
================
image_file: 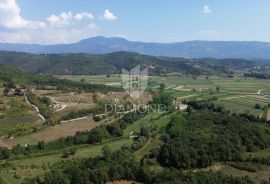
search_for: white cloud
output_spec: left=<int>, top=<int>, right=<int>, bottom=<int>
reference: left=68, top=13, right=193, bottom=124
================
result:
left=202, top=5, right=212, bottom=14
left=47, top=11, right=94, bottom=27
left=0, top=26, right=99, bottom=44
left=47, top=12, right=73, bottom=28
left=0, top=0, right=46, bottom=29
left=75, top=12, right=94, bottom=21
left=101, top=9, right=118, bottom=21
left=0, top=0, right=100, bottom=43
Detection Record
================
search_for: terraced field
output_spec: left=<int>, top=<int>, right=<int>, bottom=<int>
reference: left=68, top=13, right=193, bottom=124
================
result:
left=53, top=95, right=92, bottom=103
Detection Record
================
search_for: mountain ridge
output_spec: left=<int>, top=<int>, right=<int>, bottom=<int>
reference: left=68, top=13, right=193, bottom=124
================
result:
left=1, top=36, right=270, bottom=59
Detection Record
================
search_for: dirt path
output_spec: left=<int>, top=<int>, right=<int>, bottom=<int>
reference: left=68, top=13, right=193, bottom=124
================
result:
left=0, top=139, right=12, bottom=149
left=267, top=109, right=270, bottom=121
left=224, top=95, right=247, bottom=100
left=25, top=96, right=46, bottom=123
left=177, top=94, right=198, bottom=99
left=61, top=116, right=91, bottom=123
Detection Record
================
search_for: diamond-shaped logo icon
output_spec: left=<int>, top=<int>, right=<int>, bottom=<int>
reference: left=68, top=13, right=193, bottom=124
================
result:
left=122, top=65, right=148, bottom=99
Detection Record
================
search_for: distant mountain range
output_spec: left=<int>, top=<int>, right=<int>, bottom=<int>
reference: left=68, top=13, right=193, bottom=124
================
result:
left=1, top=36, right=270, bottom=59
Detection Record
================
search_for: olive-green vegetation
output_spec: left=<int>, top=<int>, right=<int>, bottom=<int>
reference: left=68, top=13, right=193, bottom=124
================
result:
left=0, top=64, right=123, bottom=93
left=26, top=149, right=254, bottom=184
left=158, top=109, right=270, bottom=169
left=1, top=55, right=270, bottom=184
left=0, top=51, right=268, bottom=75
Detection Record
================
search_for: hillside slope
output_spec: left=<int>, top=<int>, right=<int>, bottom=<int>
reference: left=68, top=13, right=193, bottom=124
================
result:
left=0, top=51, right=267, bottom=75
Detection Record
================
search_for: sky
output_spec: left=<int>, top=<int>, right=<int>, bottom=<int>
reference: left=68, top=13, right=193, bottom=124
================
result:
left=0, top=0, right=270, bottom=44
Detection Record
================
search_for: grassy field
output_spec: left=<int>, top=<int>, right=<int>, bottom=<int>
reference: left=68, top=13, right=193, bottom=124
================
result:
left=214, top=95, right=269, bottom=116
left=201, top=163, right=270, bottom=184
left=211, top=78, right=270, bottom=95
left=56, top=74, right=122, bottom=86
left=0, top=113, right=121, bottom=148
left=0, top=137, right=133, bottom=183
left=0, top=95, right=43, bottom=138
left=1, top=117, right=97, bottom=147
left=57, top=74, right=270, bottom=94
left=123, top=111, right=166, bottom=136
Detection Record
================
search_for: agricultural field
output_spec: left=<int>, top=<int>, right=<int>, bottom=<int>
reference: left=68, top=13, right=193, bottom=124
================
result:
left=57, top=74, right=270, bottom=94
left=53, top=95, right=92, bottom=103
left=0, top=90, right=43, bottom=139
left=153, top=76, right=270, bottom=117
left=57, top=74, right=270, bottom=117
left=1, top=117, right=97, bottom=148
left=56, top=74, right=122, bottom=86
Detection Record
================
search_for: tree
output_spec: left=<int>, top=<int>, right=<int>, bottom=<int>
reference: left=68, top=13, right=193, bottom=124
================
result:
left=152, top=92, right=172, bottom=107
left=88, top=126, right=107, bottom=144
left=160, top=83, right=166, bottom=91
left=0, top=148, right=11, bottom=159
left=15, top=88, right=23, bottom=96
left=140, top=127, right=151, bottom=138
left=102, top=145, right=112, bottom=158
left=255, top=103, right=261, bottom=109
left=216, top=86, right=220, bottom=92
left=69, top=148, right=77, bottom=156
left=3, top=88, right=9, bottom=96
left=80, top=78, right=85, bottom=83
left=37, top=141, right=45, bottom=150
left=107, top=122, right=123, bottom=136
left=43, top=169, right=70, bottom=184
left=92, top=93, right=98, bottom=103
left=62, top=151, right=69, bottom=158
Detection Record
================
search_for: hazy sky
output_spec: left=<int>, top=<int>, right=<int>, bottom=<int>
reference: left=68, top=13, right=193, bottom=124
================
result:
left=0, top=0, right=270, bottom=44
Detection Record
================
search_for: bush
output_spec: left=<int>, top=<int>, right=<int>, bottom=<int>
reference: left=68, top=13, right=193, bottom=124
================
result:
left=62, top=151, right=69, bottom=158
left=69, top=148, right=77, bottom=156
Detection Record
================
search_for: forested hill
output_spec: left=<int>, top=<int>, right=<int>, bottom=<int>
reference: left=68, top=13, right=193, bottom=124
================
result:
left=2, top=36, right=270, bottom=59
left=0, top=51, right=267, bottom=75
left=0, top=64, right=122, bottom=93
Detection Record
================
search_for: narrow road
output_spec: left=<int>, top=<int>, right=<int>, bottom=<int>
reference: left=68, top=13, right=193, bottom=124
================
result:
left=60, top=104, right=142, bottom=123
left=25, top=96, right=46, bottom=123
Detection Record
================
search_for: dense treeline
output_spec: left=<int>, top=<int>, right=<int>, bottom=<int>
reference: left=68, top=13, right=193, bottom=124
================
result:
left=186, top=100, right=269, bottom=123
left=26, top=148, right=254, bottom=184
left=0, top=64, right=123, bottom=93
left=0, top=51, right=267, bottom=76
left=157, top=108, right=270, bottom=169
left=244, top=72, right=270, bottom=79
